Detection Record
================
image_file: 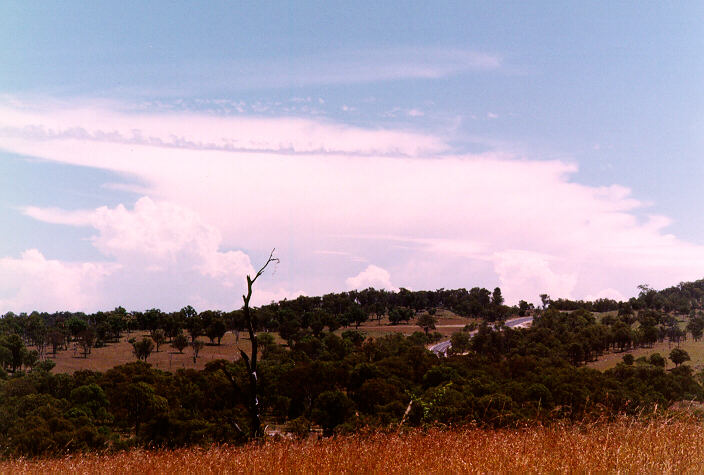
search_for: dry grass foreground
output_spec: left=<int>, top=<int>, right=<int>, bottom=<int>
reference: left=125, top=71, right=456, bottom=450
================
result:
left=3, top=419, right=704, bottom=474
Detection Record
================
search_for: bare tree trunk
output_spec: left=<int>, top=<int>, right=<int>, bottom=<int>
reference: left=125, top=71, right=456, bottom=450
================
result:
left=237, top=249, right=279, bottom=439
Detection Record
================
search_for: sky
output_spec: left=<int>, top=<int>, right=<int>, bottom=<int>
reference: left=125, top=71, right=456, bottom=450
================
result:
left=1, top=2, right=704, bottom=313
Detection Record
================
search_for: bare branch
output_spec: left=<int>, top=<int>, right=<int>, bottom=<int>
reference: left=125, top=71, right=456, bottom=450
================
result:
left=250, top=248, right=279, bottom=288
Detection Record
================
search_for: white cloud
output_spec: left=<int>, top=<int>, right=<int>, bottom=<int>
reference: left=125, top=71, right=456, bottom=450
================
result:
left=10, top=198, right=264, bottom=312
left=346, top=265, right=398, bottom=291
left=492, top=250, right=578, bottom=304
left=184, top=48, right=502, bottom=90
left=0, top=250, right=115, bottom=313
left=3, top=99, right=704, bottom=308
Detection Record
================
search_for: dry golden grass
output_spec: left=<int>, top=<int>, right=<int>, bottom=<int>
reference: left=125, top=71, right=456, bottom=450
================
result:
left=4, top=418, right=704, bottom=474
left=40, top=332, right=292, bottom=373
left=42, top=311, right=472, bottom=373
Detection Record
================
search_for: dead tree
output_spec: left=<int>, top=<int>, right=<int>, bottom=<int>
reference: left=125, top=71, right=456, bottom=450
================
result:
left=219, top=249, right=278, bottom=438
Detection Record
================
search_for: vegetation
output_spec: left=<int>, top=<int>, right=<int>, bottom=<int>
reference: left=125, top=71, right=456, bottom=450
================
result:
left=4, top=418, right=704, bottom=473
left=2, top=277, right=704, bottom=457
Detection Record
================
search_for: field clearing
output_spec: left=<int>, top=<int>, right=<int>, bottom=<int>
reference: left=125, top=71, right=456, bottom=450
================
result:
left=40, top=310, right=473, bottom=373
left=351, top=309, right=476, bottom=339
left=4, top=419, right=704, bottom=474
left=588, top=338, right=704, bottom=372
left=42, top=331, right=262, bottom=373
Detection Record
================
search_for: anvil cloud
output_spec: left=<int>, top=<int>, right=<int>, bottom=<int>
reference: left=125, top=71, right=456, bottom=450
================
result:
left=1, top=100, right=703, bottom=312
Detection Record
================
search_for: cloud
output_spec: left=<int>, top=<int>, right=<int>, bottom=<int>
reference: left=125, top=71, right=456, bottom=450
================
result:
left=346, top=265, right=398, bottom=291
left=0, top=250, right=115, bottom=313
left=0, top=101, right=446, bottom=157
left=25, top=196, right=255, bottom=283
left=6, top=198, right=272, bottom=313
left=3, top=98, right=704, bottom=308
left=175, top=48, right=502, bottom=90
left=492, top=250, right=578, bottom=304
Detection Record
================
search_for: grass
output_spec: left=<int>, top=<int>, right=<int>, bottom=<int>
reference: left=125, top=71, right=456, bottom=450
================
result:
left=42, top=331, right=262, bottom=373
left=38, top=310, right=474, bottom=373
left=4, top=418, right=704, bottom=474
left=350, top=309, right=476, bottom=339
left=588, top=337, right=704, bottom=372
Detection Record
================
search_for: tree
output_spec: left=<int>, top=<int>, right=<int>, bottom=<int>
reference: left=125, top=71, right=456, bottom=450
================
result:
left=311, top=390, right=354, bottom=436
left=649, top=353, right=666, bottom=367
left=518, top=300, right=531, bottom=317
left=77, top=328, right=96, bottom=358
left=171, top=333, right=189, bottom=354
left=669, top=348, right=690, bottom=367
left=150, top=329, right=166, bottom=352
left=206, top=317, right=227, bottom=345
left=540, top=294, right=551, bottom=310
left=48, top=328, right=65, bottom=354
left=132, top=337, right=155, bottom=362
left=346, top=305, right=368, bottom=329
left=218, top=249, right=279, bottom=439
left=449, top=331, right=471, bottom=355
left=184, top=314, right=203, bottom=343
left=417, top=313, right=438, bottom=335
left=125, top=381, right=167, bottom=437
left=388, top=307, right=413, bottom=325
left=66, top=317, right=88, bottom=340
left=0, top=334, right=27, bottom=372
left=191, top=340, right=205, bottom=360
left=492, top=287, right=504, bottom=306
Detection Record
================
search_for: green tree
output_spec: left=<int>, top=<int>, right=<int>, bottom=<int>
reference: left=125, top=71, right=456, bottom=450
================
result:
left=171, top=333, right=189, bottom=353
left=66, top=317, right=88, bottom=340
left=649, top=353, right=666, bottom=367
left=205, top=317, right=227, bottom=345
left=540, top=294, right=551, bottom=310
left=449, top=331, right=471, bottom=354
left=77, top=328, right=96, bottom=357
left=669, top=348, right=690, bottom=367
left=388, top=307, right=413, bottom=325
left=191, top=340, right=205, bottom=360
left=184, top=314, right=203, bottom=343
left=492, top=287, right=504, bottom=306
left=150, top=329, right=166, bottom=352
left=132, top=337, right=155, bottom=361
left=1, top=333, right=28, bottom=372
left=48, top=328, right=65, bottom=354
left=312, top=390, right=354, bottom=436
left=346, top=305, right=368, bottom=329
left=125, top=381, right=168, bottom=437
left=417, top=313, right=438, bottom=335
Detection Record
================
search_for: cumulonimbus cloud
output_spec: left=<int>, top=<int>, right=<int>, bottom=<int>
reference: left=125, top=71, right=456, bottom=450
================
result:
left=346, top=265, right=398, bottom=291
left=2, top=98, right=704, bottom=311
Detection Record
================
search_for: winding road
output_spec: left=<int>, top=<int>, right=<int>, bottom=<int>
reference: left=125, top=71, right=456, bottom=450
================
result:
left=429, top=316, right=533, bottom=356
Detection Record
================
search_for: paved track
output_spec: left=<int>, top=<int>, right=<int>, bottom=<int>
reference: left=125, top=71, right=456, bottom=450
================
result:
left=429, top=316, right=533, bottom=356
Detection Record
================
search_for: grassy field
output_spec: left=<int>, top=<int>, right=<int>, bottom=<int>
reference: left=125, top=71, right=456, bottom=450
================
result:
left=43, top=331, right=259, bottom=373
left=349, top=308, right=475, bottom=339
left=39, top=309, right=473, bottom=373
left=588, top=313, right=704, bottom=371
left=4, top=418, right=704, bottom=474
left=588, top=337, right=704, bottom=372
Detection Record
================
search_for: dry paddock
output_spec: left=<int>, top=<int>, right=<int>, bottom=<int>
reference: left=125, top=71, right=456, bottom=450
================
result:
left=3, top=419, right=704, bottom=474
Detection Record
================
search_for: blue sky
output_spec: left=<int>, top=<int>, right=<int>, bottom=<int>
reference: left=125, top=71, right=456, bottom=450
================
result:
left=1, top=2, right=703, bottom=312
